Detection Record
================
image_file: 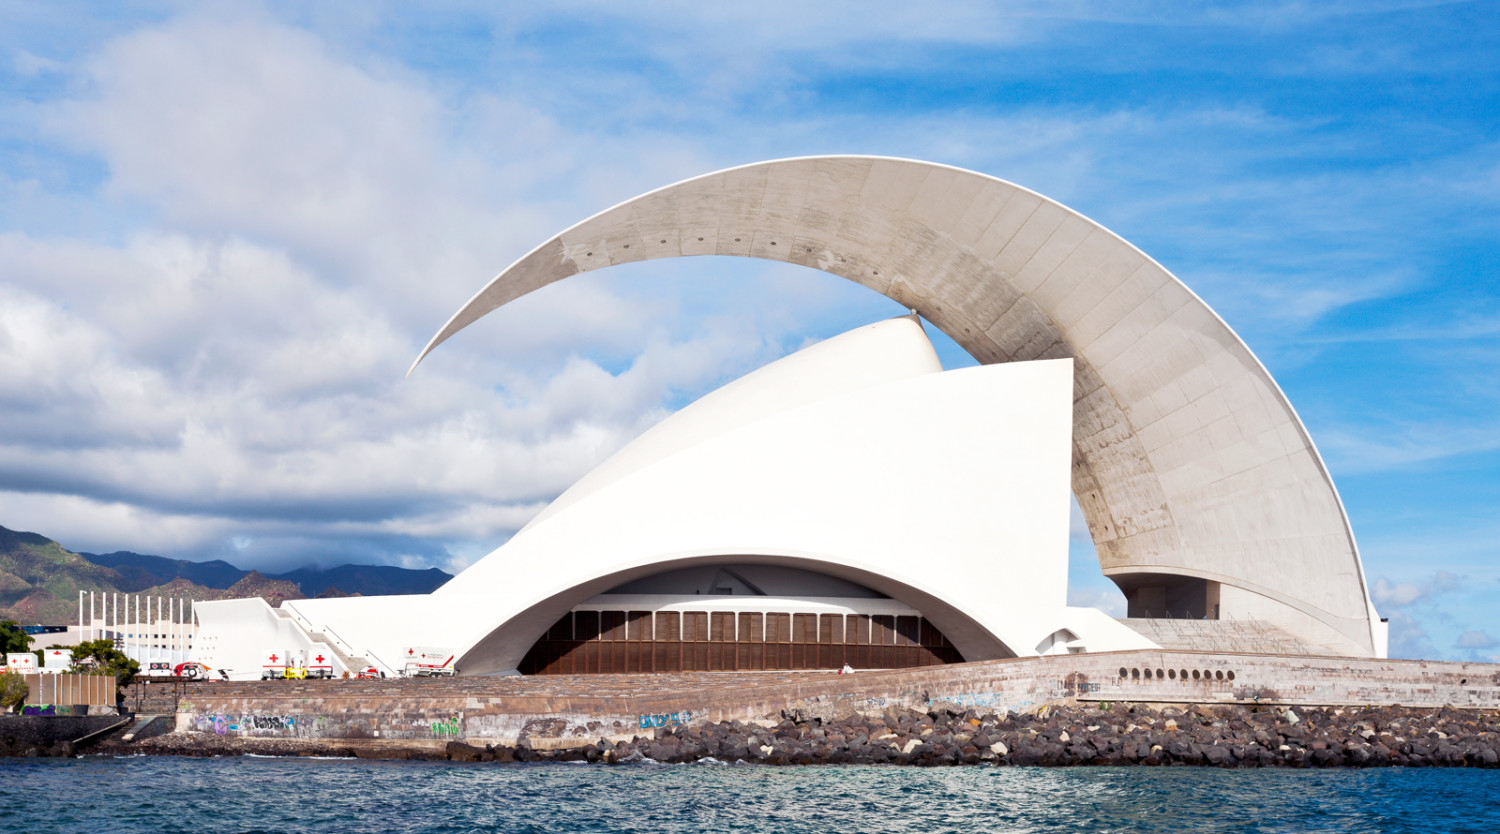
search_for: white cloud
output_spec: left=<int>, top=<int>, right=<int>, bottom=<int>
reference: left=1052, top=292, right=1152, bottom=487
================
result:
left=14, top=49, right=65, bottom=76
left=1316, top=423, right=1500, bottom=475
left=1067, top=587, right=1126, bottom=618
left=1456, top=629, right=1499, bottom=650
left=1068, top=494, right=1091, bottom=541
left=1370, top=571, right=1461, bottom=609
left=1384, top=609, right=1434, bottom=660
left=2, top=1, right=1497, bottom=593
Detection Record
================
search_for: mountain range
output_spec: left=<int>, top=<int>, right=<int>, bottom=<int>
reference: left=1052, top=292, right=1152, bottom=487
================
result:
left=0, top=524, right=453, bottom=624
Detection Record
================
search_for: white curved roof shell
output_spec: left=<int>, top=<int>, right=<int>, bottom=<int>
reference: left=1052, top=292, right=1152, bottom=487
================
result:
left=416, top=156, right=1382, bottom=657
left=438, top=317, right=1153, bottom=674
left=198, top=316, right=1155, bottom=679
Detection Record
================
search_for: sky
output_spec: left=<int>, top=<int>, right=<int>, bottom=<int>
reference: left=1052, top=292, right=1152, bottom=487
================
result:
left=1, top=1, right=1496, bottom=661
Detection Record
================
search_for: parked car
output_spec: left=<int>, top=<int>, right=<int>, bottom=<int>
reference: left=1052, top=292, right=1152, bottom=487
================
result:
left=174, top=662, right=226, bottom=681
left=355, top=667, right=385, bottom=679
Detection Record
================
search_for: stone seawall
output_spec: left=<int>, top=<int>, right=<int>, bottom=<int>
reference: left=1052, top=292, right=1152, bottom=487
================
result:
left=0, top=715, right=130, bottom=757
left=165, top=650, right=1500, bottom=751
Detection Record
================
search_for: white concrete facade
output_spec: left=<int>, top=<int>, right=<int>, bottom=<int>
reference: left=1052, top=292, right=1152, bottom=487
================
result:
left=413, top=156, right=1385, bottom=658
left=197, top=316, right=1157, bottom=677
left=437, top=318, right=1156, bottom=674
left=195, top=156, right=1388, bottom=675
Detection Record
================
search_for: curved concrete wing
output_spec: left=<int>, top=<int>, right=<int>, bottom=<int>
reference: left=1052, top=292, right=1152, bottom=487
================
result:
left=414, top=156, right=1381, bottom=656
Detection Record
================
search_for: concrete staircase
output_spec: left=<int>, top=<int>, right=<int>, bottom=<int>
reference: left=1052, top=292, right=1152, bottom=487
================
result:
left=1118, top=617, right=1344, bottom=656
left=119, top=714, right=170, bottom=742
left=273, top=607, right=370, bottom=672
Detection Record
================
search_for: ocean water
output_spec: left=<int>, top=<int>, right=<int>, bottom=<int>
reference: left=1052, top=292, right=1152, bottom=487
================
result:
left=2, top=757, right=1496, bottom=833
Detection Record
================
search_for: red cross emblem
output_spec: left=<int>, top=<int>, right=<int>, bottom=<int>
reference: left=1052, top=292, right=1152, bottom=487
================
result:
left=315, top=655, right=325, bottom=663
left=269, top=654, right=279, bottom=663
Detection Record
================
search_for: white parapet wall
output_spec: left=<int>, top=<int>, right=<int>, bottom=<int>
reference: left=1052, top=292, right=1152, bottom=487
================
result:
left=193, top=597, right=342, bottom=681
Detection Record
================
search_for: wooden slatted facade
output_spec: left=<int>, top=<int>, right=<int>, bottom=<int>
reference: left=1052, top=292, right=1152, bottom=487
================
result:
left=518, top=610, right=963, bottom=674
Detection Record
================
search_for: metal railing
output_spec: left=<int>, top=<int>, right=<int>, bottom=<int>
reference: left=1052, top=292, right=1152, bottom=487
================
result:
left=281, top=604, right=315, bottom=633
left=363, top=649, right=399, bottom=678
left=320, top=626, right=361, bottom=661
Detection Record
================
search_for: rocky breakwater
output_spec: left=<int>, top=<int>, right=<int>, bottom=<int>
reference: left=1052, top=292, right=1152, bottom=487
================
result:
left=445, top=703, right=1500, bottom=768
left=106, top=703, right=1500, bottom=767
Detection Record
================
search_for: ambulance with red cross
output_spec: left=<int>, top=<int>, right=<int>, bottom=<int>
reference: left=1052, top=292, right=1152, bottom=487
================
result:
left=260, top=648, right=293, bottom=680
left=402, top=646, right=456, bottom=677
left=306, top=646, right=335, bottom=679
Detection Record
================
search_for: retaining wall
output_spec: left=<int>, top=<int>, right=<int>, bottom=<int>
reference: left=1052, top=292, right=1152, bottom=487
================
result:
left=171, top=650, right=1500, bottom=749
left=0, top=715, right=128, bottom=754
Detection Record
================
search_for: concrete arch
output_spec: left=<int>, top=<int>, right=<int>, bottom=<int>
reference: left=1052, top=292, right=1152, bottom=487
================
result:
left=453, top=550, right=1017, bottom=676
left=414, top=156, right=1381, bottom=656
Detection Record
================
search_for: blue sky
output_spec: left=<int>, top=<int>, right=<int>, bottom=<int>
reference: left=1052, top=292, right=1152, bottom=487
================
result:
left=1, top=2, right=1496, bottom=660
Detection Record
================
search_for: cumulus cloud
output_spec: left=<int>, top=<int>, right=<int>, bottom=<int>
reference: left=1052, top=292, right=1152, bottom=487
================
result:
left=1068, top=495, right=1092, bottom=541
left=0, top=12, right=910, bottom=570
left=1370, top=571, right=1462, bottom=609
left=1067, top=587, right=1126, bottom=618
left=2, top=1, right=1498, bottom=598
left=1384, top=609, right=1435, bottom=661
left=1372, top=572, right=1494, bottom=661
left=0, top=12, right=835, bottom=568
left=1456, top=630, right=1499, bottom=650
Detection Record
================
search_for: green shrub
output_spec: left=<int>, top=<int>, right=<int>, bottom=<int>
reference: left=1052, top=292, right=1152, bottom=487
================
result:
left=70, top=638, right=139, bottom=687
left=0, top=620, right=32, bottom=655
left=0, top=672, right=27, bottom=712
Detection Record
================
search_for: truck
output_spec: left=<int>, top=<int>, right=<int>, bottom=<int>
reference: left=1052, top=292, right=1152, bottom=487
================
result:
left=305, top=645, right=336, bottom=680
left=401, top=647, right=456, bottom=677
left=5, top=653, right=37, bottom=673
left=175, top=662, right=228, bottom=681
left=42, top=649, right=72, bottom=673
left=260, top=648, right=292, bottom=680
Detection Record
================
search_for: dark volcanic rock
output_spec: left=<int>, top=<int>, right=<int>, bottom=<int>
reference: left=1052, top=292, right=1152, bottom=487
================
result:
left=445, top=741, right=483, bottom=762
left=68, top=702, right=1500, bottom=769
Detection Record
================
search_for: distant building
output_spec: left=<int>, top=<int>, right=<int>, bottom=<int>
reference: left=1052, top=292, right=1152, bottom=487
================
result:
left=196, top=157, right=1386, bottom=679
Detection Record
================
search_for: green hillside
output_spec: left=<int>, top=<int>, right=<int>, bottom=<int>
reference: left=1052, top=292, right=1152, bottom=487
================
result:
left=0, top=526, right=306, bottom=623
left=0, top=525, right=127, bottom=624
left=0, top=523, right=433, bottom=623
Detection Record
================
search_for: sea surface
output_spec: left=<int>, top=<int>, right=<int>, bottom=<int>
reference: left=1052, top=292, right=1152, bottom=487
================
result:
left=3, top=756, right=1496, bottom=833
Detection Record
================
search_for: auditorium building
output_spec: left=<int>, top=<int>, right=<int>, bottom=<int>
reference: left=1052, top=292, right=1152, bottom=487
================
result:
left=195, top=157, right=1387, bottom=678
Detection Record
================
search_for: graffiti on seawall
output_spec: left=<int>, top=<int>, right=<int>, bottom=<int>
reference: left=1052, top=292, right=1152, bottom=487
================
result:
left=639, top=711, right=693, bottom=729
left=184, top=711, right=472, bottom=740
left=189, top=713, right=321, bottom=736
